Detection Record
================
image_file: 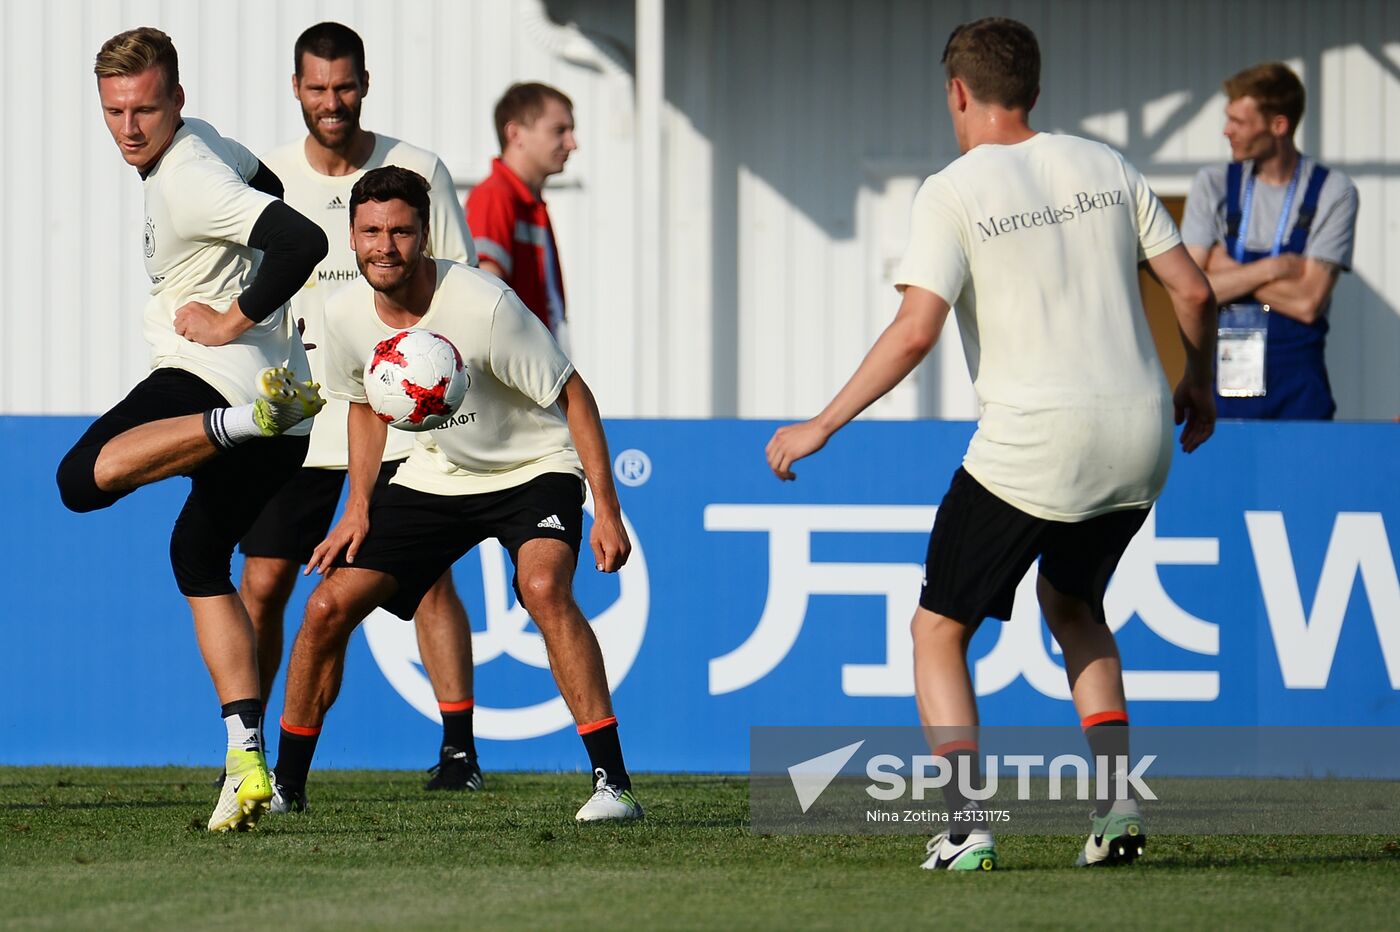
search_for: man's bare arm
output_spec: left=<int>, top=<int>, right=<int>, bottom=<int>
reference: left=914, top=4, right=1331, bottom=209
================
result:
left=1253, top=259, right=1341, bottom=325
left=306, top=401, right=387, bottom=574
left=1147, top=243, right=1218, bottom=452
left=556, top=372, right=630, bottom=573
left=1191, top=243, right=1298, bottom=305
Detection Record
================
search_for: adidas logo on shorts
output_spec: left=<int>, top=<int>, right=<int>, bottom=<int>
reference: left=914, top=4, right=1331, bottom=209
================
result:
left=537, top=514, right=565, bottom=531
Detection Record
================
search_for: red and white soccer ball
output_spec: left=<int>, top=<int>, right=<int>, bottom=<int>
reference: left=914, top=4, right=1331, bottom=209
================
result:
left=363, top=329, right=468, bottom=432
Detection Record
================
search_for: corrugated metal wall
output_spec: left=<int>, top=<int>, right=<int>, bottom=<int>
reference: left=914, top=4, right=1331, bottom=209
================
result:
left=0, top=0, right=642, bottom=416
left=4, top=0, right=1398, bottom=420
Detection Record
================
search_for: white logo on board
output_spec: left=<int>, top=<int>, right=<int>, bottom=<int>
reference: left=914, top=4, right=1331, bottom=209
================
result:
left=613, top=449, right=652, bottom=487
left=703, top=504, right=1399, bottom=699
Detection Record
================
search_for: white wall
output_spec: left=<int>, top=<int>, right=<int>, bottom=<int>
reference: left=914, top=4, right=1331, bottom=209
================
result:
left=4, top=0, right=1398, bottom=421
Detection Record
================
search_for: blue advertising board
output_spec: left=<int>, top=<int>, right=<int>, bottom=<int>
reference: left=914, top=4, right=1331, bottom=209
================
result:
left=4, top=417, right=1397, bottom=772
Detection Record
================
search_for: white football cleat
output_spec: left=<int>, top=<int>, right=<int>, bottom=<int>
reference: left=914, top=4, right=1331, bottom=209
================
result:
left=921, top=828, right=998, bottom=871
left=268, top=773, right=308, bottom=815
left=1077, top=798, right=1147, bottom=867
left=574, top=768, right=643, bottom=822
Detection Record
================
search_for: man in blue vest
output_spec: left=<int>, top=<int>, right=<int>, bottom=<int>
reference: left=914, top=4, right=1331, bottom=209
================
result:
left=1182, top=62, right=1358, bottom=420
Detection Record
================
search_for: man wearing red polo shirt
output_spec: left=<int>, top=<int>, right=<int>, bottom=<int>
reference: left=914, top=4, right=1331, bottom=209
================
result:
left=466, top=82, right=575, bottom=336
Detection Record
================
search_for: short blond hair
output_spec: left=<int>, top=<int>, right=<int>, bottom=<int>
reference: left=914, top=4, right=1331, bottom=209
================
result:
left=94, top=27, right=179, bottom=95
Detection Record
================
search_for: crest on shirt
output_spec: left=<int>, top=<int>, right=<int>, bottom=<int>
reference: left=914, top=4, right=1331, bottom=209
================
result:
left=143, top=218, right=156, bottom=258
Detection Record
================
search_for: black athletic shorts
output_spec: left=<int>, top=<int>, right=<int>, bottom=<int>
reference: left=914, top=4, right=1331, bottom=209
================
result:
left=340, top=471, right=585, bottom=620
left=920, top=467, right=1149, bottom=625
left=55, top=367, right=308, bottom=596
left=239, top=459, right=406, bottom=562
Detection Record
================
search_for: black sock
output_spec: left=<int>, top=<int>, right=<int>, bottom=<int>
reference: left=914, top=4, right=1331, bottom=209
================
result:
left=441, top=705, right=476, bottom=760
left=935, top=743, right=981, bottom=844
left=579, top=718, right=630, bottom=791
left=274, top=723, right=321, bottom=791
left=1084, top=715, right=1131, bottom=817
left=220, top=698, right=262, bottom=728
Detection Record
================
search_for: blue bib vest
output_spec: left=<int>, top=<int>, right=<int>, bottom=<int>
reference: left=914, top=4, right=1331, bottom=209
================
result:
left=1218, top=159, right=1335, bottom=419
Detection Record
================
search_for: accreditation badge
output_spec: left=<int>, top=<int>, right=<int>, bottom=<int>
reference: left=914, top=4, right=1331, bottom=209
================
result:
left=1216, top=303, right=1269, bottom=398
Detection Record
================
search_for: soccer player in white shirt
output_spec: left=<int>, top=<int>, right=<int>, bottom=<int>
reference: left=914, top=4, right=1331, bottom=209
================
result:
left=765, top=18, right=1217, bottom=870
left=238, top=21, right=484, bottom=792
left=56, top=27, right=328, bottom=832
left=267, top=167, right=641, bottom=822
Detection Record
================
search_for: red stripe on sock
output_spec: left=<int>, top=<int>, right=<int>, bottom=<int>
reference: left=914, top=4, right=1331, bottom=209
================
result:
left=438, top=699, right=475, bottom=713
left=932, top=740, right=978, bottom=757
left=1081, top=710, right=1129, bottom=728
left=280, top=717, right=322, bottom=737
left=576, top=716, right=618, bottom=736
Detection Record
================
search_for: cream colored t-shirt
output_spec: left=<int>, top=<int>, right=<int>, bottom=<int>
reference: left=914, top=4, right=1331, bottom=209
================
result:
left=895, top=133, right=1180, bottom=521
left=262, top=133, right=477, bottom=467
left=322, top=259, right=581, bottom=495
left=142, top=118, right=311, bottom=428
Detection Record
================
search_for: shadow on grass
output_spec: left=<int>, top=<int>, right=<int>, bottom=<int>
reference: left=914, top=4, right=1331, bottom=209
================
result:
left=652, top=817, right=749, bottom=829
left=0, top=781, right=219, bottom=791
left=4, top=799, right=195, bottom=812
left=1145, top=847, right=1400, bottom=870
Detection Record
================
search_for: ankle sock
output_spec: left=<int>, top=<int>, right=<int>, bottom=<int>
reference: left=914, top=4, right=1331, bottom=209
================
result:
left=203, top=404, right=261, bottom=449
left=221, top=698, right=263, bottom=752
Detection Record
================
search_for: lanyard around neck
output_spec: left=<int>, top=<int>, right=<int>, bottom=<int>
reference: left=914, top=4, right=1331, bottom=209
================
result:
left=1234, top=159, right=1303, bottom=262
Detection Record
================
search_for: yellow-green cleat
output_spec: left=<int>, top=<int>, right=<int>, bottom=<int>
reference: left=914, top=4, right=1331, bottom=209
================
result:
left=207, top=748, right=273, bottom=832
left=253, top=366, right=325, bottom=437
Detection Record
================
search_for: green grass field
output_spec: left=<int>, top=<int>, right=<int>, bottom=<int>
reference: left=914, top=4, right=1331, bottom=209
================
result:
left=3, top=767, right=1398, bottom=930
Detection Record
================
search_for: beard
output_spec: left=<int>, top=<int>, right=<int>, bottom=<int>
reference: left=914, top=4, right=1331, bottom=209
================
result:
left=301, top=100, right=362, bottom=151
left=358, top=247, right=424, bottom=296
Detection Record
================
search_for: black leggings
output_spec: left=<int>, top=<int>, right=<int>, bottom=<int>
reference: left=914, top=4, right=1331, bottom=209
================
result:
left=56, top=368, right=308, bottom=596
